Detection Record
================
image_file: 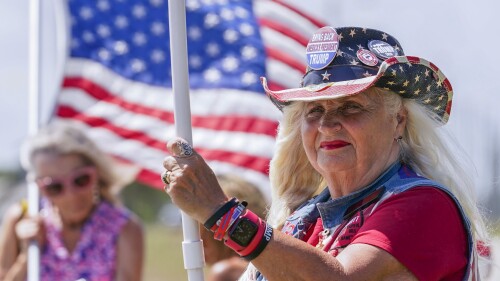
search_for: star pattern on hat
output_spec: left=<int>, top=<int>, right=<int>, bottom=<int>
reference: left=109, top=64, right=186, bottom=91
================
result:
left=298, top=27, right=452, bottom=124
left=321, top=70, right=331, bottom=81
left=375, top=57, right=452, bottom=123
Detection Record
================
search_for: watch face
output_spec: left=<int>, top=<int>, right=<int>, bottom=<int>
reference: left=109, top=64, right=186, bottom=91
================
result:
left=229, top=218, right=258, bottom=247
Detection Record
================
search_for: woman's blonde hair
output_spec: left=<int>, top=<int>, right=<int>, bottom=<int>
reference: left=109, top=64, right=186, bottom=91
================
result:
left=266, top=87, right=487, bottom=242
left=20, top=122, right=123, bottom=203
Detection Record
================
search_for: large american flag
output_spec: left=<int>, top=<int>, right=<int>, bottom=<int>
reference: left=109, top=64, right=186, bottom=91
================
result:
left=54, top=0, right=324, bottom=195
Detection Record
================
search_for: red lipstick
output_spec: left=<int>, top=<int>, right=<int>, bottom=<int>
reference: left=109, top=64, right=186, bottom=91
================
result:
left=320, top=140, right=350, bottom=150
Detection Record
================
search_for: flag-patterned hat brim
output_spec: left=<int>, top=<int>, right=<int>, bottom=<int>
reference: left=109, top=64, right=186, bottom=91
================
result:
left=262, top=55, right=453, bottom=124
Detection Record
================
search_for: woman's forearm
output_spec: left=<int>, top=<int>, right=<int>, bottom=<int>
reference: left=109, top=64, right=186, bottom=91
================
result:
left=1, top=253, right=27, bottom=281
left=250, top=231, right=346, bottom=281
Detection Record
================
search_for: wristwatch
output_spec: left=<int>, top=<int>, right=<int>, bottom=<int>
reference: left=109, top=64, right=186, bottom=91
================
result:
left=227, top=217, right=259, bottom=247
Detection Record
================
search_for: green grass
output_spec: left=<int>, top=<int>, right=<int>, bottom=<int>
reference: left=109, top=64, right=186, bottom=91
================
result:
left=144, top=224, right=189, bottom=281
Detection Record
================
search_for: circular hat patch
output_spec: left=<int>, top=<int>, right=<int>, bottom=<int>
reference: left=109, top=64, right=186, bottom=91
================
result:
left=357, top=49, right=379, bottom=66
left=368, top=40, right=397, bottom=59
left=306, top=26, right=339, bottom=70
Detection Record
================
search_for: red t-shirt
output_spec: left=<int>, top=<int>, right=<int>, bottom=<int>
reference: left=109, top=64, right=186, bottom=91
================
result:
left=305, top=187, right=468, bottom=281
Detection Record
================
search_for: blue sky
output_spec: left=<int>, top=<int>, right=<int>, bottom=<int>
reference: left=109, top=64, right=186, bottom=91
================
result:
left=0, top=0, right=498, bottom=198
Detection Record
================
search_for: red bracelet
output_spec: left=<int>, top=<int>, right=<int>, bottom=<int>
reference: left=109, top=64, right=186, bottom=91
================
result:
left=214, top=205, right=236, bottom=240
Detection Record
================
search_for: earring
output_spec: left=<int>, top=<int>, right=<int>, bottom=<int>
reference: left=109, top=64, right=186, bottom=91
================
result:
left=396, top=136, right=403, bottom=143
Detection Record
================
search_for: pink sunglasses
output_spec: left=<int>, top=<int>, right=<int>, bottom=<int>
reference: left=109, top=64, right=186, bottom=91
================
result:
left=35, top=166, right=97, bottom=197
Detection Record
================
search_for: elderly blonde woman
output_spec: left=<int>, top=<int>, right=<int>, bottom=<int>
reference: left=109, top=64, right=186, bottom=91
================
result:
left=0, top=122, right=144, bottom=281
left=161, top=26, right=488, bottom=280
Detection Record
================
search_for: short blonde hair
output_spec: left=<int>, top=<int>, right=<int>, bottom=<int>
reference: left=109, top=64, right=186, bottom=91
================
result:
left=20, top=122, right=122, bottom=203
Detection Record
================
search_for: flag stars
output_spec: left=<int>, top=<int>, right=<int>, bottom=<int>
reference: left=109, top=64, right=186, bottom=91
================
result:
left=413, top=89, right=421, bottom=95
left=79, top=7, right=94, bottom=20
left=362, top=28, right=367, bottom=33
left=132, top=32, right=147, bottom=46
left=114, top=16, right=129, bottom=29
left=204, top=68, right=222, bottom=83
left=434, top=105, right=441, bottom=111
left=82, top=31, right=95, bottom=43
left=189, top=55, right=203, bottom=69
left=350, top=59, right=359, bottom=65
left=151, top=49, right=165, bottom=63
left=223, top=29, right=239, bottom=43
left=220, top=8, right=235, bottom=21
left=391, top=69, right=397, bottom=76
left=113, top=41, right=129, bottom=55
left=204, top=13, right=220, bottom=28
left=394, top=45, right=400, bottom=52
left=438, top=95, right=445, bottom=101
left=96, top=0, right=110, bottom=11
left=414, top=75, right=420, bottom=82
left=387, top=81, right=396, bottom=85
left=241, top=45, right=257, bottom=60
left=338, top=33, right=344, bottom=42
left=188, top=26, right=202, bottom=40
left=406, top=62, right=412, bottom=67
left=97, top=48, right=111, bottom=61
left=149, top=0, right=164, bottom=7
left=399, top=90, right=406, bottom=94
left=349, top=29, right=356, bottom=37
left=206, top=43, right=220, bottom=57
left=97, top=24, right=111, bottom=38
left=357, top=44, right=363, bottom=49
left=363, top=71, right=373, bottom=77
left=241, top=71, right=258, bottom=86
left=424, top=98, right=432, bottom=104
left=426, top=85, right=431, bottom=92
left=234, top=6, right=249, bottom=18
left=321, top=70, right=331, bottom=81
left=130, top=59, right=146, bottom=73
left=132, top=5, right=147, bottom=19
left=186, top=0, right=201, bottom=11
left=403, top=80, right=409, bottom=87
left=337, top=50, right=344, bottom=57
left=222, top=56, right=239, bottom=72
left=239, top=23, right=255, bottom=36
left=151, top=22, right=165, bottom=35
left=399, top=65, right=404, bottom=72
left=382, top=33, right=388, bottom=40
left=424, top=69, right=430, bottom=77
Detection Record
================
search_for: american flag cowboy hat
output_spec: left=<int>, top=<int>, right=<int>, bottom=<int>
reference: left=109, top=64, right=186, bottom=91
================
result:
left=261, top=26, right=453, bottom=124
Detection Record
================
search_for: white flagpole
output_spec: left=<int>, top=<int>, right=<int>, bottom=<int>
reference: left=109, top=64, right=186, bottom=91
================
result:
left=167, top=1, right=205, bottom=280
left=27, top=0, right=42, bottom=280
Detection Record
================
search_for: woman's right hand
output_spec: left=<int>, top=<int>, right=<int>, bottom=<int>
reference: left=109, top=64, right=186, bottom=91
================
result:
left=14, top=217, right=45, bottom=251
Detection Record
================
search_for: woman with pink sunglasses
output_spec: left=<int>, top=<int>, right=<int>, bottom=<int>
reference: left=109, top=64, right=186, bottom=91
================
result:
left=0, top=122, right=144, bottom=281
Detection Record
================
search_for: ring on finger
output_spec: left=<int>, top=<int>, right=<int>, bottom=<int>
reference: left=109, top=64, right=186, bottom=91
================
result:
left=161, top=170, right=171, bottom=185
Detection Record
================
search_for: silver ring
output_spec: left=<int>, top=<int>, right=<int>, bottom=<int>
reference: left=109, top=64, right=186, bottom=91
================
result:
left=177, top=140, right=193, bottom=157
left=161, top=171, right=171, bottom=185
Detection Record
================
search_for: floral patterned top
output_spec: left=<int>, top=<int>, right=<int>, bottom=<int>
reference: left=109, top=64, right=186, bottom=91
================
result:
left=40, top=201, right=130, bottom=281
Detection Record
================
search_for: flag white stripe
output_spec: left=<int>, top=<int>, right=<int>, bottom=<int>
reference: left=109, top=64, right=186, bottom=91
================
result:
left=254, top=1, right=320, bottom=38
left=53, top=119, right=271, bottom=199
left=64, top=59, right=282, bottom=120
left=58, top=88, right=277, bottom=158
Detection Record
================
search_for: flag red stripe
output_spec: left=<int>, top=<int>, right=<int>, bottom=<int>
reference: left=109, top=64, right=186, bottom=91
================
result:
left=265, top=47, right=306, bottom=73
left=259, top=18, right=310, bottom=47
left=56, top=105, right=271, bottom=175
left=62, top=77, right=278, bottom=137
left=271, top=0, right=326, bottom=28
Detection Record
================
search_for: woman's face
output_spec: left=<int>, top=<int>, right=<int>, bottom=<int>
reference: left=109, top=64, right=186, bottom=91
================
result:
left=301, top=91, right=405, bottom=189
left=33, top=152, right=97, bottom=225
